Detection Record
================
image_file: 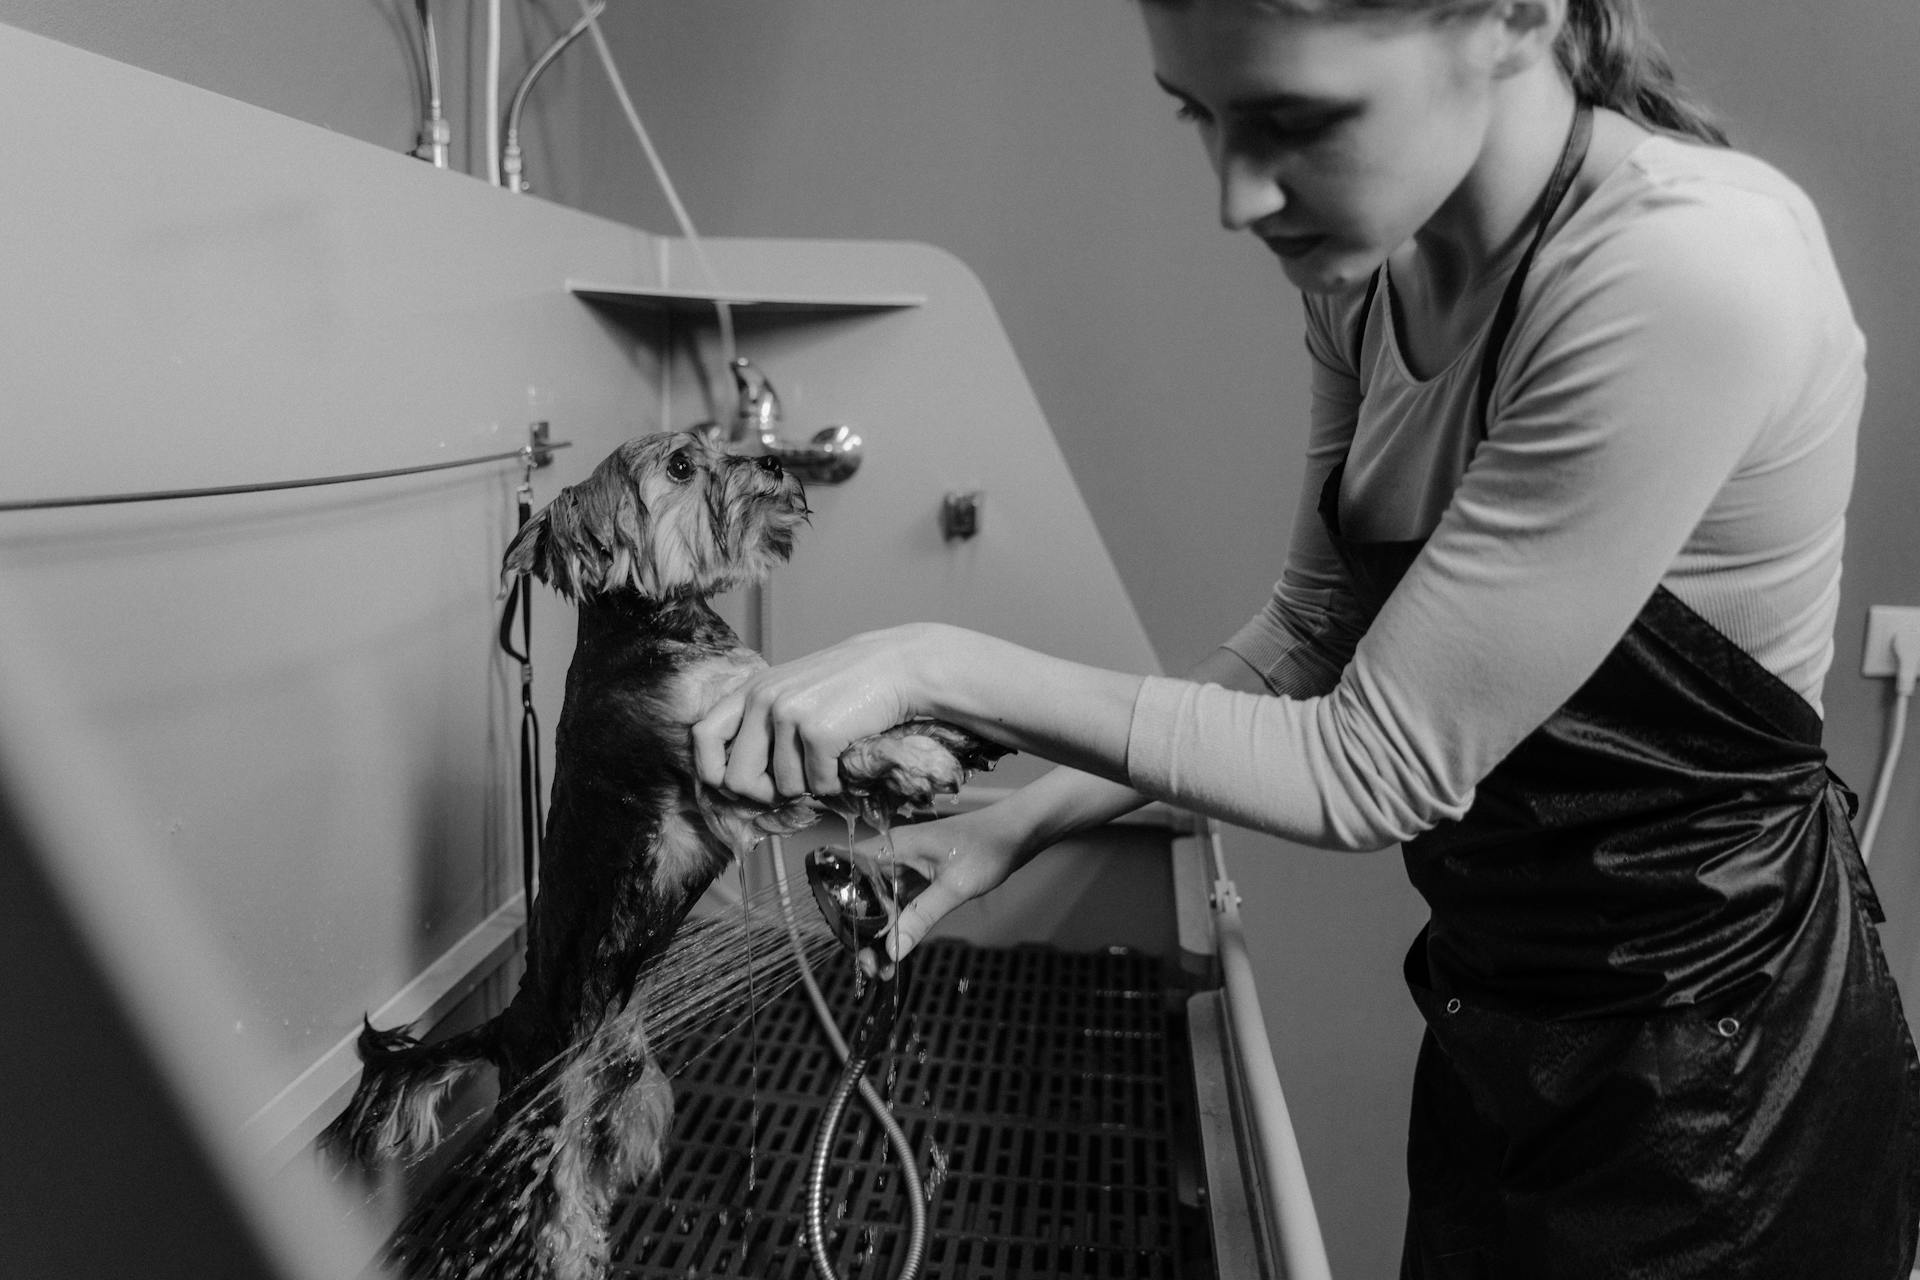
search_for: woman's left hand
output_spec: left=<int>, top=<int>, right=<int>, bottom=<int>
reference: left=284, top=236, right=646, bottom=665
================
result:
left=692, top=622, right=956, bottom=804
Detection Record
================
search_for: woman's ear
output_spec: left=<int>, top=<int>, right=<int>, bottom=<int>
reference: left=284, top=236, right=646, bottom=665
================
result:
left=1490, top=0, right=1568, bottom=78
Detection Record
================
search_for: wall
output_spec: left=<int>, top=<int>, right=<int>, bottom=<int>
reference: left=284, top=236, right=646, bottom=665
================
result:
left=0, top=0, right=602, bottom=188
left=4, top=3, right=1916, bottom=1279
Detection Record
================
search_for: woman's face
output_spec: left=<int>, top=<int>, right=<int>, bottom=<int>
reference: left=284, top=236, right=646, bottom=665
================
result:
left=1142, top=1, right=1505, bottom=293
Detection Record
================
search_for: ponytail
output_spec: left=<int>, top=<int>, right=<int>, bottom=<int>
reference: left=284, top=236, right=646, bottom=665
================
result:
left=1555, top=0, right=1727, bottom=144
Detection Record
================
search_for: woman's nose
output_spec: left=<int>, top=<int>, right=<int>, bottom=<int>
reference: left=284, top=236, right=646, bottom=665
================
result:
left=1217, top=151, right=1285, bottom=232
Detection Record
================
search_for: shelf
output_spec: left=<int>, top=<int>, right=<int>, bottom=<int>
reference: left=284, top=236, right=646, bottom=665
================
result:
left=567, top=280, right=926, bottom=316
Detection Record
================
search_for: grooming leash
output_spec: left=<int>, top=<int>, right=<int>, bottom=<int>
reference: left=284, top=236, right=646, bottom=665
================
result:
left=500, top=460, right=544, bottom=939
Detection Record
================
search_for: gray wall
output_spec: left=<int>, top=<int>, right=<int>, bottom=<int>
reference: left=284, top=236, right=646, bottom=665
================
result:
left=4, top=2, right=1916, bottom=1277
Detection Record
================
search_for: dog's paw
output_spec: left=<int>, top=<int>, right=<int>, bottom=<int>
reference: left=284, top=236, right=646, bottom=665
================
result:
left=837, top=720, right=1010, bottom=818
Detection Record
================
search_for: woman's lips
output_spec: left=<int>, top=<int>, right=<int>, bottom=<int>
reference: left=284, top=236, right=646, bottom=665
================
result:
left=1262, top=233, right=1326, bottom=259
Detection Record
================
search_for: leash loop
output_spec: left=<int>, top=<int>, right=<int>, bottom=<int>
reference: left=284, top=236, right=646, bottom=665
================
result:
left=502, top=457, right=544, bottom=934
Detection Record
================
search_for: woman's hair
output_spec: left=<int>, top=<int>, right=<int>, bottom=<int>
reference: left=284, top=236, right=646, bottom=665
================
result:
left=1144, top=0, right=1728, bottom=145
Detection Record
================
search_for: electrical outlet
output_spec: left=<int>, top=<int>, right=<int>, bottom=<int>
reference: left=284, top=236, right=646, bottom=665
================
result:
left=1862, top=605, right=1920, bottom=678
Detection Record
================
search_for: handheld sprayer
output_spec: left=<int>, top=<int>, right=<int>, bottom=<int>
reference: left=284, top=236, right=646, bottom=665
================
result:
left=801, top=849, right=929, bottom=1280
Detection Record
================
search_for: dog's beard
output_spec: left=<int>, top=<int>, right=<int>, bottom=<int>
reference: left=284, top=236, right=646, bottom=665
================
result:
left=661, top=465, right=807, bottom=598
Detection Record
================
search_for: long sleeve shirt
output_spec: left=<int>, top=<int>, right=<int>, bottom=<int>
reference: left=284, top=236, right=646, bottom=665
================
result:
left=1125, top=135, right=1865, bottom=851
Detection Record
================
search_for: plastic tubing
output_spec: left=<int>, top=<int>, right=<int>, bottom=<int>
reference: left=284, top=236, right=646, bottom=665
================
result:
left=1860, top=626, right=1920, bottom=863
left=483, top=0, right=500, bottom=183
left=574, top=0, right=735, bottom=372
left=1860, top=689, right=1913, bottom=863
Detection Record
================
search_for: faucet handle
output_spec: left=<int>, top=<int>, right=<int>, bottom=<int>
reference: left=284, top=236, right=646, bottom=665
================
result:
left=729, top=358, right=863, bottom=485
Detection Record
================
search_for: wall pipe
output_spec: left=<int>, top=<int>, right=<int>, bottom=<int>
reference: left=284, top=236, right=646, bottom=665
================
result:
left=1208, top=824, right=1335, bottom=1280
left=0, top=438, right=569, bottom=513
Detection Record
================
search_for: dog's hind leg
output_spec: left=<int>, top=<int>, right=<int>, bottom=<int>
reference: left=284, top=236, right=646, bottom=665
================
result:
left=536, top=1014, right=674, bottom=1280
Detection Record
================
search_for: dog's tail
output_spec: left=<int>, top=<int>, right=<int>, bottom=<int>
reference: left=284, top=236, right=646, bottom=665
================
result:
left=318, top=1016, right=501, bottom=1168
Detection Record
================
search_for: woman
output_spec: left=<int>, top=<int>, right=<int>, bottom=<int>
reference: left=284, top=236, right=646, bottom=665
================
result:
left=693, top=0, right=1920, bottom=1274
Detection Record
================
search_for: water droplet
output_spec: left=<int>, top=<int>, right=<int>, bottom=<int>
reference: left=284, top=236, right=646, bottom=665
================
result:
left=924, top=1142, right=951, bottom=1201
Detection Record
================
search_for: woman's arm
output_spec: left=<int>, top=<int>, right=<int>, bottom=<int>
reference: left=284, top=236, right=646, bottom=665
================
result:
left=697, top=169, right=1845, bottom=853
left=691, top=620, right=1144, bottom=804
left=808, top=644, right=1277, bottom=968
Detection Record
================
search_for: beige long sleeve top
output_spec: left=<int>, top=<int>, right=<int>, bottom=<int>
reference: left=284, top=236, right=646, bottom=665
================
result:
left=1126, top=136, right=1865, bottom=851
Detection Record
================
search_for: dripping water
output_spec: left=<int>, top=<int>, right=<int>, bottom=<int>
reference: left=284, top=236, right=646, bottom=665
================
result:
left=737, top=857, right=761, bottom=1198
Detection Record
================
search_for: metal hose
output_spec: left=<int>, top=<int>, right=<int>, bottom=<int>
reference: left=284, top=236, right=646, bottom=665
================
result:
left=771, top=840, right=929, bottom=1280
left=805, top=1049, right=927, bottom=1280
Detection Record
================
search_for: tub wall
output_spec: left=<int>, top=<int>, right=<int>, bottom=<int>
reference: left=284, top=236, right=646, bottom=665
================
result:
left=3, top=3, right=1916, bottom=1279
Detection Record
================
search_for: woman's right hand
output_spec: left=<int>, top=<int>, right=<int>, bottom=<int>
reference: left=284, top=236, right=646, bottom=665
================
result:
left=848, top=805, right=1035, bottom=973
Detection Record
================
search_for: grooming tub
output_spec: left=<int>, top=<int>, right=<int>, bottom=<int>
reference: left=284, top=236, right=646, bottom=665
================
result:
left=0, top=22, right=1329, bottom=1280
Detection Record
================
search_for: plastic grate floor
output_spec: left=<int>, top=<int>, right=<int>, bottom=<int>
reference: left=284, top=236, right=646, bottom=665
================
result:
left=605, top=939, right=1210, bottom=1279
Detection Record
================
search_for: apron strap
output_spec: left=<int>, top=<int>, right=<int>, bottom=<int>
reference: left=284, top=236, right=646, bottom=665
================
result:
left=1475, top=103, right=1594, bottom=434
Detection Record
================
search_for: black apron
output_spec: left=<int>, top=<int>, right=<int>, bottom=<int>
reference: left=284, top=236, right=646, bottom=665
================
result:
left=1319, top=105, right=1920, bottom=1279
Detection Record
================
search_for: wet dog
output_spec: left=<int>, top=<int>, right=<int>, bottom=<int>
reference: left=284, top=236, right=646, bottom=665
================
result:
left=320, top=430, right=1004, bottom=1279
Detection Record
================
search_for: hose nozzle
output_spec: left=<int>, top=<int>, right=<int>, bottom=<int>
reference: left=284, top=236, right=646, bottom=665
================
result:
left=804, top=848, right=914, bottom=957
left=805, top=848, right=922, bottom=1057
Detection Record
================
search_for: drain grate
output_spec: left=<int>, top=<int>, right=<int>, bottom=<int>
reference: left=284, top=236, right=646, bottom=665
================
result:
left=610, top=939, right=1207, bottom=1279
left=402, top=940, right=1210, bottom=1279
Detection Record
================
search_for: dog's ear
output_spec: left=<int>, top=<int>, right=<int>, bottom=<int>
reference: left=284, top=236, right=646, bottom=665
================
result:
left=501, top=505, right=561, bottom=596
left=501, top=459, right=652, bottom=602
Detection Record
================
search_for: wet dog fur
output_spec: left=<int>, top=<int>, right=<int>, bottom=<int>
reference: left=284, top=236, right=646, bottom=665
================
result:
left=319, top=430, right=1001, bottom=1279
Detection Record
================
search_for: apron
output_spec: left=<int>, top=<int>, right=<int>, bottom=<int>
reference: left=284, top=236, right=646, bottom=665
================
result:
left=1320, top=105, right=1920, bottom=1279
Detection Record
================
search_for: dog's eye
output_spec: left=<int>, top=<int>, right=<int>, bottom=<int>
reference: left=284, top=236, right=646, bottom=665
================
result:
left=665, top=450, right=696, bottom=484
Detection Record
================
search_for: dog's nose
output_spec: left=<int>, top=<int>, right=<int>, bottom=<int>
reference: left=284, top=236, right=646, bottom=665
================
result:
left=755, top=454, right=784, bottom=477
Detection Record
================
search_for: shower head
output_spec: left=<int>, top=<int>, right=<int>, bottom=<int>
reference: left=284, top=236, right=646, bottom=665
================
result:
left=804, top=848, right=896, bottom=956
left=804, top=848, right=922, bottom=1060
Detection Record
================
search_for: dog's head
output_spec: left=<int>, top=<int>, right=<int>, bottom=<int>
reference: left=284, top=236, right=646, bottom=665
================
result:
left=502, top=431, right=809, bottom=603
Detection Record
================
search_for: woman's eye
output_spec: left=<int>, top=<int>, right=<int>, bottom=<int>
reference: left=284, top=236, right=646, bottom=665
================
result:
left=1256, top=109, right=1355, bottom=149
left=666, top=451, right=696, bottom=483
left=1175, top=102, right=1212, bottom=128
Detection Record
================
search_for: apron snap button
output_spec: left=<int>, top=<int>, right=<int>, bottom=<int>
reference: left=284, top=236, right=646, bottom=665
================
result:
left=1444, top=998, right=1462, bottom=1015
left=1715, top=1017, right=1740, bottom=1038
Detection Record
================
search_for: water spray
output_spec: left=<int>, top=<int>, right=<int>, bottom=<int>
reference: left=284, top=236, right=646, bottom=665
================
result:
left=801, top=849, right=929, bottom=1280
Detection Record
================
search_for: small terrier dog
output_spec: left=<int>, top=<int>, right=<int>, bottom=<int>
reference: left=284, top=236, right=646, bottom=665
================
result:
left=320, top=430, right=1003, bottom=1279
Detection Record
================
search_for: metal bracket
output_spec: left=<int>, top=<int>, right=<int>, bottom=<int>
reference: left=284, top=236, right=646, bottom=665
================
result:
left=527, top=421, right=555, bottom=469
left=941, top=491, right=982, bottom=541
